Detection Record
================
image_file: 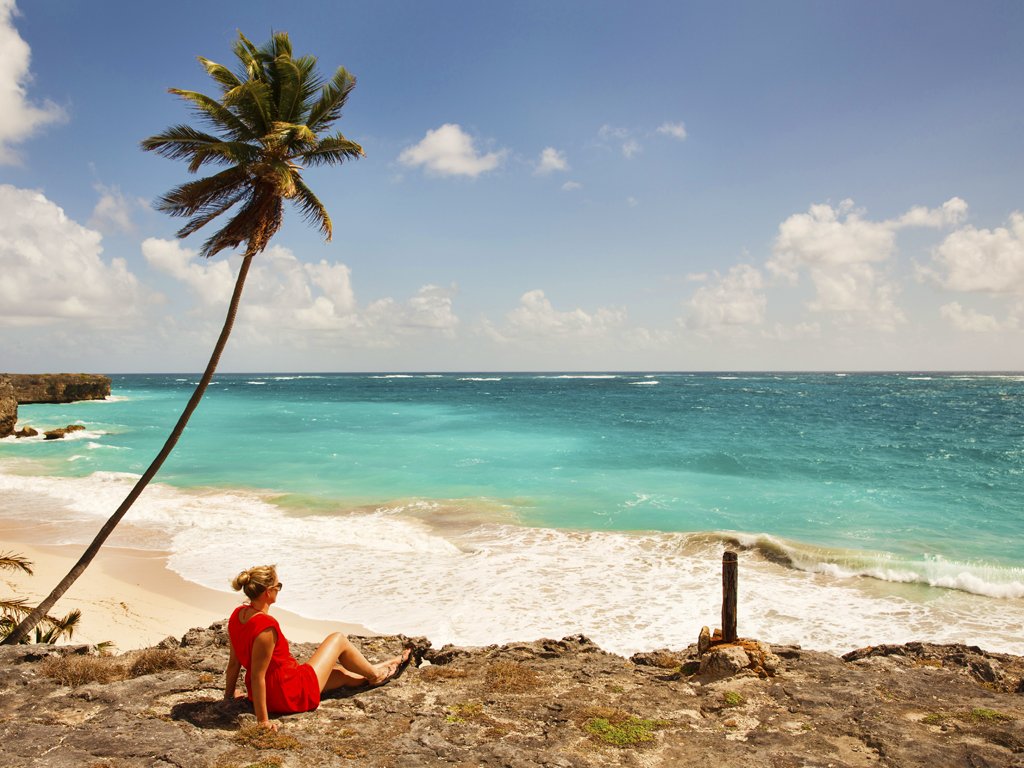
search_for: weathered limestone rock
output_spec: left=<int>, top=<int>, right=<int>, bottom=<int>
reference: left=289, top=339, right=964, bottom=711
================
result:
left=699, top=643, right=750, bottom=678
left=14, top=426, right=38, bottom=438
left=0, top=377, right=15, bottom=438
left=1, top=631, right=1023, bottom=768
left=43, top=424, right=86, bottom=440
left=5, top=373, right=111, bottom=404
left=697, top=625, right=711, bottom=656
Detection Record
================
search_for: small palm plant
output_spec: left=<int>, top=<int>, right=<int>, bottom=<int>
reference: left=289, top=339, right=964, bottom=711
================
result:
left=3, top=31, right=363, bottom=645
left=1, top=552, right=82, bottom=644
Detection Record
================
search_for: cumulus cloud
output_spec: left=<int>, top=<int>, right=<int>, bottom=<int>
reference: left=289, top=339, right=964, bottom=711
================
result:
left=143, top=238, right=237, bottom=307
left=143, top=239, right=459, bottom=345
left=767, top=198, right=966, bottom=330
left=89, top=183, right=148, bottom=234
left=684, top=265, right=766, bottom=334
left=0, top=0, right=65, bottom=164
left=480, top=289, right=628, bottom=346
left=0, top=185, right=153, bottom=326
left=920, top=212, right=1024, bottom=295
left=534, top=147, right=569, bottom=175
left=939, top=302, right=1007, bottom=333
left=398, top=124, right=508, bottom=178
left=561, top=181, right=581, bottom=191
left=769, top=198, right=968, bottom=281
left=656, top=121, right=687, bottom=140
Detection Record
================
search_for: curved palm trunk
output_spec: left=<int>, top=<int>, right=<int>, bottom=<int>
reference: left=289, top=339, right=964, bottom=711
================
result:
left=2, top=252, right=256, bottom=646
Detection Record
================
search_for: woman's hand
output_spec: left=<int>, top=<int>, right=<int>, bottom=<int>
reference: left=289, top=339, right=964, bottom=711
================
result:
left=258, top=719, right=279, bottom=732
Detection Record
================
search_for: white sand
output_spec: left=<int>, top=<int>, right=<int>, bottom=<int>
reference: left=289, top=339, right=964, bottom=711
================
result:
left=1, top=538, right=375, bottom=651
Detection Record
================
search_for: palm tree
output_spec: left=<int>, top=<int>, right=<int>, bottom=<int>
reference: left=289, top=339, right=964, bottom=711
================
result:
left=0, top=551, right=82, bottom=644
left=2, top=31, right=363, bottom=645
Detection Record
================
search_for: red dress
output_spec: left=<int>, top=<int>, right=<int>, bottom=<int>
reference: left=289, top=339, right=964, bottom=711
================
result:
left=228, top=605, right=320, bottom=714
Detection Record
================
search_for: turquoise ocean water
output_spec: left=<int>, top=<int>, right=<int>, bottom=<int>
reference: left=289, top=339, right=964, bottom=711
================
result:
left=2, top=372, right=1022, bottom=655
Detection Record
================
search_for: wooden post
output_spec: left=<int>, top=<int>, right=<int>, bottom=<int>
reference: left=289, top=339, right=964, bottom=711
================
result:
left=722, top=550, right=738, bottom=642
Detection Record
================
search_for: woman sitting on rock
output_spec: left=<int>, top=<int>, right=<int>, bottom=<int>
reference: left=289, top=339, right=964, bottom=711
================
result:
left=224, top=565, right=411, bottom=730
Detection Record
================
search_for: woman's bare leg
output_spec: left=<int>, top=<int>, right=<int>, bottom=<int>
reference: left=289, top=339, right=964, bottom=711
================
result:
left=307, top=633, right=410, bottom=691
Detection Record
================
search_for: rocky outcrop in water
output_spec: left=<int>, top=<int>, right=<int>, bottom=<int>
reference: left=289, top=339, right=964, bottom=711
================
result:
left=1, top=625, right=1022, bottom=767
left=0, top=377, right=15, bottom=438
left=43, top=424, right=86, bottom=440
left=5, top=373, right=111, bottom=404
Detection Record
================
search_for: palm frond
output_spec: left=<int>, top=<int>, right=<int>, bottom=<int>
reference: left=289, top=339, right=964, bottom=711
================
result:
left=199, top=186, right=284, bottom=258
left=223, top=80, right=273, bottom=136
left=274, top=58, right=304, bottom=124
left=140, top=125, right=228, bottom=161
left=166, top=89, right=254, bottom=141
left=198, top=57, right=242, bottom=94
left=184, top=141, right=264, bottom=174
left=298, top=133, right=364, bottom=166
left=35, top=609, right=81, bottom=643
left=155, top=165, right=250, bottom=219
left=0, top=597, right=31, bottom=616
left=0, top=552, right=33, bottom=575
left=174, top=189, right=248, bottom=240
left=268, top=121, right=318, bottom=154
left=233, top=31, right=264, bottom=83
left=291, top=176, right=332, bottom=240
left=306, top=66, right=356, bottom=132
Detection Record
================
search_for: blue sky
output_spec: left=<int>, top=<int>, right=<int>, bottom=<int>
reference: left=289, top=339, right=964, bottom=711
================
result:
left=2, top=0, right=1023, bottom=372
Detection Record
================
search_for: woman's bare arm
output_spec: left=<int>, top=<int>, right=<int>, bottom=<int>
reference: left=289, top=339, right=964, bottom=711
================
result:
left=250, top=628, right=277, bottom=730
left=224, top=644, right=242, bottom=700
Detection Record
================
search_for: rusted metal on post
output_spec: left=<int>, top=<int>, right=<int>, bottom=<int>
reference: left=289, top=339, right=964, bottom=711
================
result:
left=722, top=550, right=738, bottom=642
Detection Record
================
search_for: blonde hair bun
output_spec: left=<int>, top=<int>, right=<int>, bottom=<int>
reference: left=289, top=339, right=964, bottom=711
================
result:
left=230, top=565, right=277, bottom=600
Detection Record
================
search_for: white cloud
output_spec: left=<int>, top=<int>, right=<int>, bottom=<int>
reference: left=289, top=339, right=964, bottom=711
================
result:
left=627, top=197, right=639, bottom=207
left=656, top=121, right=687, bottom=140
left=767, top=198, right=965, bottom=329
left=144, top=239, right=459, bottom=345
left=597, top=125, right=642, bottom=158
left=684, top=265, right=766, bottom=333
left=598, top=125, right=630, bottom=141
left=896, top=197, right=967, bottom=228
left=685, top=272, right=708, bottom=282
left=762, top=321, right=822, bottom=341
left=621, top=138, right=642, bottom=158
left=398, top=124, right=508, bottom=178
left=481, top=289, right=628, bottom=346
left=939, top=301, right=1007, bottom=333
left=143, top=237, right=235, bottom=307
left=921, top=212, right=1024, bottom=295
left=561, top=181, right=581, bottom=191
left=0, top=0, right=64, bottom=164
left=89, top=183, right=148, bottom=234
left=0, top=185, right=153, bottom=326
left=534, top=147, right=569, bottom=175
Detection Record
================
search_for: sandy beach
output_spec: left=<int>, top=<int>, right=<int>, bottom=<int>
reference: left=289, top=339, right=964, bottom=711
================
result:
left=1, top=537, right=375, bottom=651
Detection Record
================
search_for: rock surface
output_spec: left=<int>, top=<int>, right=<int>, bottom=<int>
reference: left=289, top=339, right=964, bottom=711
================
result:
left=1, top=625, right=1022, bottom=767
left=43, top=424, right=86, bottom=440
left=0, top=377, right=15, bottom=438
left=4, top=373, right=111, bottom=404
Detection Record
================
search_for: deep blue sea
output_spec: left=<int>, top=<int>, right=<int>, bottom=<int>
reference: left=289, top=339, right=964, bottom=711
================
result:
left=2, top=372, right=1023, bottom=655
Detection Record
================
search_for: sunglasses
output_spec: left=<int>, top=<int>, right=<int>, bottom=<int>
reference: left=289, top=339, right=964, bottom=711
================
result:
left=262, top=582, right=284, bottom=593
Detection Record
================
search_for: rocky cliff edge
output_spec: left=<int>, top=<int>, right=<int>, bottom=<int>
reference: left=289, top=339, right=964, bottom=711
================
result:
left=1, top=624, right=1022, bottom=768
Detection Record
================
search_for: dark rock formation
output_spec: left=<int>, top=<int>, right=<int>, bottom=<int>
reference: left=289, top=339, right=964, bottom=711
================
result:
left=5, top=373, right=111, bottom=404
left=0, top=377, right=15, bottom=438
left=43, top=424, right=86, bottom=440
left=1, top=626, right=1022, bottom=767
left=13, top=426, right=38, bottom=438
